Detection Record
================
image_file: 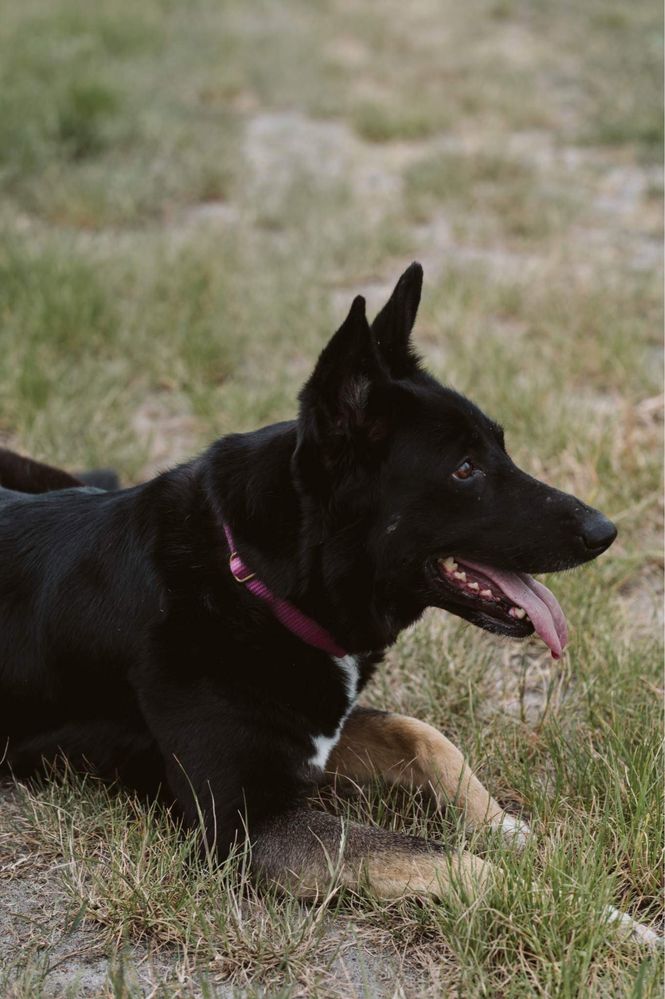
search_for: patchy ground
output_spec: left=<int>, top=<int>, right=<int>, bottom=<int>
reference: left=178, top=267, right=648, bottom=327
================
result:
left=0, top=0, right=663, bottom=995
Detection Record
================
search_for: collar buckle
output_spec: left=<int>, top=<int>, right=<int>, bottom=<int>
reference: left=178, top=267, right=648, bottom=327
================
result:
left=229, top=551, right=256, bottom=584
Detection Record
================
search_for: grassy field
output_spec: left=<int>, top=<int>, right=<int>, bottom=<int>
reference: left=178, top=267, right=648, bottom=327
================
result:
left=0, top=0, right=663, bottom=995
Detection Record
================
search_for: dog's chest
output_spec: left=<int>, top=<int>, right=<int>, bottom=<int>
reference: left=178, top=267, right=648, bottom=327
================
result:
left=309, top=654, right=359, bottom=771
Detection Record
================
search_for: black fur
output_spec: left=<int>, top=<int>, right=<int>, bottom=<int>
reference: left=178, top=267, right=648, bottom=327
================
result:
left=0, top=264, right=616, bottom=859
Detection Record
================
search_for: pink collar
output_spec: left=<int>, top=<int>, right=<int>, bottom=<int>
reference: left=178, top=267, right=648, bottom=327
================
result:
left=223, top=522, right=347, bottom=657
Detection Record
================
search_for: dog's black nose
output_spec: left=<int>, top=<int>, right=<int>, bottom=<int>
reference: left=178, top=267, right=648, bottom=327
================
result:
left=580, top=511, right=617, bottom=553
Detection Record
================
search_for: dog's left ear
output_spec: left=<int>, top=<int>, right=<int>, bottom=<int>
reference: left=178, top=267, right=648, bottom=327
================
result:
left=296, top=295, right=390, bottom=480
left=371, top=262, right=423, bottom=377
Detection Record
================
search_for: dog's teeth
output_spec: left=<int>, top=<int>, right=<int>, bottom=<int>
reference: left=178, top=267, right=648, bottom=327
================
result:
left=453, top=571, right=467, bottom=581
left=442, top=557, right=457, bottom=573
left=467, top=581, right=479, bottom=591
left=509, top=607, right=526, bottom=619
left=480, top=589, right=493, bottom=599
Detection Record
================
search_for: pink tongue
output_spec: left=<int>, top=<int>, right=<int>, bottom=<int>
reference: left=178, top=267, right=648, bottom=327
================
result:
left=462, top=561, right=568, bottom=659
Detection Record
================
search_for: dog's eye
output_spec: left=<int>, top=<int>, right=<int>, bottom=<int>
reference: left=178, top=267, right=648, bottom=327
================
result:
left=452, top=460, right=474, bottom=480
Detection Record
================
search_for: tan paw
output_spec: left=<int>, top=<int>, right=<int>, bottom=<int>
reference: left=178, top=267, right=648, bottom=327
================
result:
left=490, top=811, right=531, bottom=850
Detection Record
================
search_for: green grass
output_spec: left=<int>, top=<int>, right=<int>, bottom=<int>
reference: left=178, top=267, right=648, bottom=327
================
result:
left=405, top=150, right=581, bottom=243
left=0, top=0, right=662, bottom=996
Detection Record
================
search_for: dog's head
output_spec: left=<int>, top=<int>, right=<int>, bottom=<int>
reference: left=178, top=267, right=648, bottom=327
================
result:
left=294, top=263, right=616, bottom=654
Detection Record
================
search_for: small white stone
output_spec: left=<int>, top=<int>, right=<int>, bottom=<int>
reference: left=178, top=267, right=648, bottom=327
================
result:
left=605, top=905, right=665, bottom=949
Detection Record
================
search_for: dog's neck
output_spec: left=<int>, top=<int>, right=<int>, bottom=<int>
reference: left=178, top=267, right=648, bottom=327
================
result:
left=205, top=421, right=303, bottom=586
left=202, top=422, right=408, bottom=653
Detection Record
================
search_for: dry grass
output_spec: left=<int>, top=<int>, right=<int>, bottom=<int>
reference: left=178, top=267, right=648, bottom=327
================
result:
left=0, top=0, right=662, bottom=995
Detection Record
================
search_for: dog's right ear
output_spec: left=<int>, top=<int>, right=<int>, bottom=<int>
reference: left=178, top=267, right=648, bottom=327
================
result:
left=371, top=262, right=423, bottom=377
left=295, top=295, right=389, bottom=483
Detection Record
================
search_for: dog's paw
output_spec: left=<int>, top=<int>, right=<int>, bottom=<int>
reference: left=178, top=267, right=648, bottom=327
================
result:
left=490, top=812, right=531, bottom=850
left=605, top=905, right=664, bottom=950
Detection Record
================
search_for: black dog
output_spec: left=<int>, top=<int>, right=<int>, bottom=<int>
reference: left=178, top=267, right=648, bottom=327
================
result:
left=1, top=263, right=626, bottom=911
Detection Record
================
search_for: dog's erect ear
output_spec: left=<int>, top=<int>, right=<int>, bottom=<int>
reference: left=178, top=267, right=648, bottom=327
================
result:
left=296, top=296, right=389, bottom=478
left=371, top=262, right=423, bottom=377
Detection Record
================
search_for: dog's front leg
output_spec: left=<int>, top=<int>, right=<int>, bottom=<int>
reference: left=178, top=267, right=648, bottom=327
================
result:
left=251, top=804, right=494, bottom=901
left=252, top=807, right=663, bottom=949
left=327, top=708, right=530, bottom=847
left=135, top=677, right=313, bottom=858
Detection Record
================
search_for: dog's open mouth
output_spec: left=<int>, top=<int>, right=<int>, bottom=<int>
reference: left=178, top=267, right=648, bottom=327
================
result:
left=435, top=557, right=569, bottom=659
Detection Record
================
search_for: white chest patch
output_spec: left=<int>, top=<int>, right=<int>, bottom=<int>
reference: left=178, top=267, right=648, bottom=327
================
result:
left=309, top=654, right=359, bottom=771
